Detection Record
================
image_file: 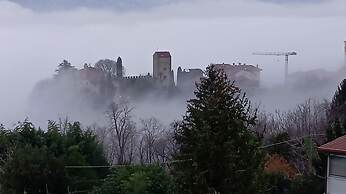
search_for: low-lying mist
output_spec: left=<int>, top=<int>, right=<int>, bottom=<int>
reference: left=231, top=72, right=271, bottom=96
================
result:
left=1, top=0, right=346, bottom=127
left=23, top=60, right=345, bottom=129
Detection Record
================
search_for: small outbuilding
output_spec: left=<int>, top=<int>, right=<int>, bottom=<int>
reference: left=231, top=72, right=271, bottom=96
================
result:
left=318, top=135, right=346, bottom=194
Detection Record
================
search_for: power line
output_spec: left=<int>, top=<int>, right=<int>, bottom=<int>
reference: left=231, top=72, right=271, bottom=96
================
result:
left=259, top=133, right=325, bottom=149
left=65, top=134, right=325, bottom=169
left=65, top=159, right=192, bottom=169
left=65, top=165, right=126, bottom=169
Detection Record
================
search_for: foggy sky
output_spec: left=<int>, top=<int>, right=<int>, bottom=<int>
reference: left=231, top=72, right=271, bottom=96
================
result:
left=1, top=0, right=346, bottom=126
left=8, top=0, right=329, bottom=10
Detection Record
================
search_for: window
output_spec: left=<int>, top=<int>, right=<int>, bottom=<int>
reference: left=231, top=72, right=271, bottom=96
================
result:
left=330, top=155, right=346, bottom=178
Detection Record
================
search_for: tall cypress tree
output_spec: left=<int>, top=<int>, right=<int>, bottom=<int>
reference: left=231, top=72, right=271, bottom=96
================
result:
left=173, top=65, right=265, bottom=194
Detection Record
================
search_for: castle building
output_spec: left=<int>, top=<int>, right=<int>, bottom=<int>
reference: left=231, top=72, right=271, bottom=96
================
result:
left=76, top=53, right=263, bottom=100
left=116, top=57, right=123, bottom=78
left=177, top=67, right=204, bottom=90
left=213, top=63, right=262, bottom=88
left=153, top=51, right=174, bottom=87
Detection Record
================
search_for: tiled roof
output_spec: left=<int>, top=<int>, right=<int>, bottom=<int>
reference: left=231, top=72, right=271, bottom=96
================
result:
left=318, top=135, right=346, bottom=155
left=154, top=51, right=171, bottom=57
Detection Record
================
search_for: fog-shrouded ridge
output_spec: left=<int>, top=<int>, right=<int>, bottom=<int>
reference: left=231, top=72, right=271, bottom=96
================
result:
left=1, top=0, right=346, bottom=127
left=26, top=60, right=346, bottom=129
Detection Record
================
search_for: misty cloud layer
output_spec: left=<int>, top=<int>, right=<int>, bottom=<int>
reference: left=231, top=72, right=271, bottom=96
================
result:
left=9, top=0, right=183, bottom=11
left=1, top=0, right=346, bottom=126
left=8, top=0, right=329, bottom=11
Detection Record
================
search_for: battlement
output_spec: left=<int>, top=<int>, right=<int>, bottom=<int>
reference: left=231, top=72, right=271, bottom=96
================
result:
left=123, top=75, right=152, bottom=80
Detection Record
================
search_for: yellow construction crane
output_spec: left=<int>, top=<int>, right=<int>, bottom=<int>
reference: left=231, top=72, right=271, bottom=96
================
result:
left=253, top=51, right=297, bottom=84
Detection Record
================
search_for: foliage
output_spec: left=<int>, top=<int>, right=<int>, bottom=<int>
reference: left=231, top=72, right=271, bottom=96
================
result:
left=267, top=132, right=291, bottom=160
left=265, top=173, right=291, bottom=194
left=95, top=59, right=117, bottom=78
left=265, top=173, right=324, bottom=194
left=289, top=174, right=324, bottom=194
left=56, top=59, right=76, bottom=74
left=173, top=65, right=265, bottom=194
left=0, top=120, right=108, bottom=194
left=91, top=165, right=174, bottom=194
left=302, top=137, right=320, bottom=174
left=327, top=79, right=346, bottom=141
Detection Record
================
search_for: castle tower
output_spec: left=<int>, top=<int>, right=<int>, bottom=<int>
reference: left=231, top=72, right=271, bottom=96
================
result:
left=116, top=56, right=123, bottom=78
left=177, top=66, right=183, bottom=88
left=153, top=51, right=174, bottom=87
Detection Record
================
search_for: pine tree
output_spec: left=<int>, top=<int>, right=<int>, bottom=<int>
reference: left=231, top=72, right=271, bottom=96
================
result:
left=327, top=79, right=346, bottom=141
left=173, top=65, right=265, bottom=194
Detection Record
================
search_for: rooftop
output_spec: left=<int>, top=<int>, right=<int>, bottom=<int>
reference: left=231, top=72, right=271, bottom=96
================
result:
left=154, top=51, right=171, bottom=58
left=318, top=135, right=346, bottom=155
left=213, top=63, right=262, bottom=72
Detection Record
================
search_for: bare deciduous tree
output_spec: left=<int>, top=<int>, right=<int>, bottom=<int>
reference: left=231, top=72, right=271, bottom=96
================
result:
left=94, top=59, right=116, bottom=77
left=255, top=98, right=329, bottom=174
left=106, top=99, right=136, bottom=165
left=138, top=117, right=165, bottom=164
left=255, top=98, right=328, bottom=140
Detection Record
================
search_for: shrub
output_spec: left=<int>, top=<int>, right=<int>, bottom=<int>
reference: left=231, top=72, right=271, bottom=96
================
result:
left=91, top=165, right=174, bottom=194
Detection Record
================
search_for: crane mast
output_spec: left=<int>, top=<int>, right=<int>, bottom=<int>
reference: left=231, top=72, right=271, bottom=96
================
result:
left=252, top=51, right=297, bottom=84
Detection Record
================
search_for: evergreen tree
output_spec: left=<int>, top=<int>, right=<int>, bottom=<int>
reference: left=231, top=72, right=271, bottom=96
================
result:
left=0, top=120, right=108, bottom=193
left=91, top=165, right=174, bottom=194
left=173, top=65, right=265, bottom=194
left=55, top=60, right=77, bottom=76
left=327, top=79, right=346, bottom=141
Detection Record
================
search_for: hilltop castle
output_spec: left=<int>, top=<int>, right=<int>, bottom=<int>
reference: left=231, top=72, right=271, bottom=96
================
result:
left=76, top=51, right=261, bottom=99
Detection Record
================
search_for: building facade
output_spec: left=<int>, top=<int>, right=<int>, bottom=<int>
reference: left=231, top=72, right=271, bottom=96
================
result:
left=213, top=63, right=262, bottom=88
left=319, top=135, right=346, bottom=194
left=153, top=51, right=174, bottom=87
left=77, top=54, right=263, bottom=99
left=177, top=67, right=204, bottom=90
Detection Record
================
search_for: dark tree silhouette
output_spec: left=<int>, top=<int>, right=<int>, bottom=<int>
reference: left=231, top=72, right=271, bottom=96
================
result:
left=173, top=65, right=265, bottom=194
left=327, top=79, right=346, bottom=141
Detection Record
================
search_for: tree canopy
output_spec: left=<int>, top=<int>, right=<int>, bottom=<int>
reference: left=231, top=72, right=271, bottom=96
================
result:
left=327, top=79, right=346, bottom=141
left=0, top=120, right=108, bottom=194
left=173, top=65, right=265, bottom=194
left=91, top=165, right=174, bottom=194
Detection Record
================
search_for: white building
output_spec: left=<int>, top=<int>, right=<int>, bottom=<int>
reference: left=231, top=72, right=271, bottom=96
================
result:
left=319, top=135, right=346, bottom=194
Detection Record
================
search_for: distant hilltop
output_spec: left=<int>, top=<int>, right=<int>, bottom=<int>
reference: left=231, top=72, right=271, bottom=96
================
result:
left=49, top=51, right=262, bottom=103
left=78, top=51, right=261, bottom=91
